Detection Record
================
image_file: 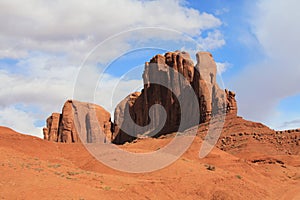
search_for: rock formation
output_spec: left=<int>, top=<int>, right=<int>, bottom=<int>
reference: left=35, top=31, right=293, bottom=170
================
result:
left=225, top=89, right=237, bottom=116
left=112, top=51, right=238, bottom=144
left=43, top=100, right=112, bottom=143
left=44, top=113, right=61, bottom=141
left=112, top=92, right=141, bottom=144
left=43, top=51, right=237, bottom=144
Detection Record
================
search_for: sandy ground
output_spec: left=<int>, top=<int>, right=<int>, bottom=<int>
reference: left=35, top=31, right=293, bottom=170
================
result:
left=0, top=125, right=299, bottom=200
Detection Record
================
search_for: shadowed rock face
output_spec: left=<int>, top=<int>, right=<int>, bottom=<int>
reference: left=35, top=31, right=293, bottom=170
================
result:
left=43, top=100, right=112, bottom=143
left=112, top=92, right=141, bottom=144
left=112, top=51, right=238, bottom=144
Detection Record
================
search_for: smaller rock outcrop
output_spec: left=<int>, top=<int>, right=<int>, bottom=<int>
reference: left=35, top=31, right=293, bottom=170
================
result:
left=45, top=113, right=61, bottom=141
left=43, top=100, right=112, bottom=143
left=225, top=89, right=237, bottom=116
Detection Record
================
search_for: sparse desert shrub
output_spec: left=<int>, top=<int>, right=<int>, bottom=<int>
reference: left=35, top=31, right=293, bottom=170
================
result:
left=67, top=171, right=80, bottom=176
left=206, top=164, right=215, bottom=171
left=34, top=168, right=43, bottom=172
left=236, top=175, right=242, bottom=179
left=103, top=186, right=111, bottom=191
left=48, top=164, right=61, bottom=168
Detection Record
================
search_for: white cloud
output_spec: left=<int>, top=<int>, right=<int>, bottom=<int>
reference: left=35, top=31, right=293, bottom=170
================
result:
left=197, top=30, right=225, bottom=50
left=0, top=0, right=225, bottom=136
left=229, top=0, right=300, bottom=128
left=0, top=106, right=42, bottom=137
left=0, top=54, right=76, bottom=108
left=0, top=0, right=222, bottom=60
left=216, top=62, right=230, bottom=74
left=252, top=0, right=300, bottom=58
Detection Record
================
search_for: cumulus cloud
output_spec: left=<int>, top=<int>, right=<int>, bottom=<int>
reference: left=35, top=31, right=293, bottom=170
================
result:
left=0, top=106, right=42, bottom=136
left=0, top=0, right=225, bottom=137
left=229, top=0, right=300, bottom=129
left=0, top=0, right=222, bottom=60
left=0, top=54, right=75, bottom=108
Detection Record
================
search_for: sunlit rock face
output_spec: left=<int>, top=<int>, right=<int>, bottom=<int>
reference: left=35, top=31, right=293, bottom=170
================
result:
left=43, top=100, right=112, bottom=143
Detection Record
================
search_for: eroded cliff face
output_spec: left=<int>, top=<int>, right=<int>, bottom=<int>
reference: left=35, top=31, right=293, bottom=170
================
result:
left=43, top=100, right=112, bottom=143
left=43, top=51, right=237, bottom=144
left=112, top=51, right=237, bottom=144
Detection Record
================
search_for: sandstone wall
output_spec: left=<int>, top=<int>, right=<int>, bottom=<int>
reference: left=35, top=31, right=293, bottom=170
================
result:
left=112, top=51, right=238, bottom=144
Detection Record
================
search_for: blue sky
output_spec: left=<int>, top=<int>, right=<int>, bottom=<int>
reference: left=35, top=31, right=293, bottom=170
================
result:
left=0, top=0, right=299, bottom=137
